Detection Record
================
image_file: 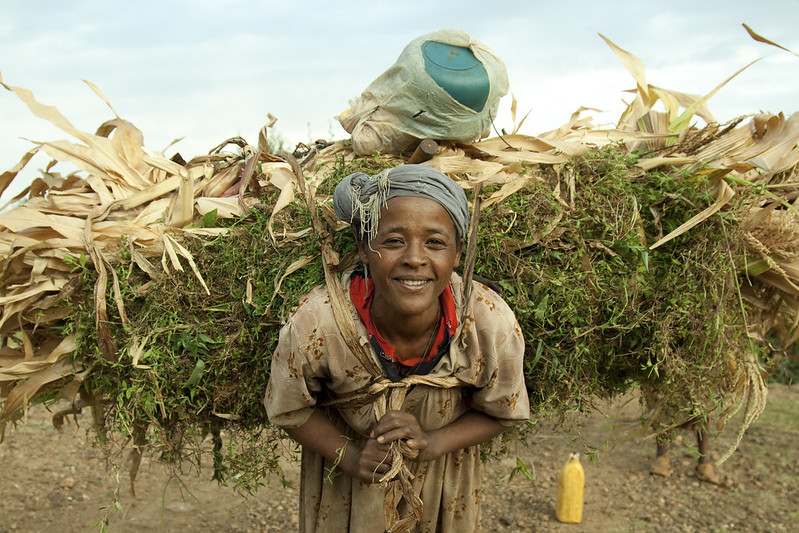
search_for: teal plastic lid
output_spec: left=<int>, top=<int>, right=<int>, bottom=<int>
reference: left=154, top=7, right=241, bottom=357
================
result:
left=422, top=40, right=490, bottom=112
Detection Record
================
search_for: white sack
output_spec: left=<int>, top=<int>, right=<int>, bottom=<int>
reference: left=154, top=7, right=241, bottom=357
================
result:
left=337, top=29, right=509, bottom=155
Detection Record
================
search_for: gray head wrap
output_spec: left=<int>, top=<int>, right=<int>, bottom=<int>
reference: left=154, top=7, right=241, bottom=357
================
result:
left=332, top=164, right=470, bottom=242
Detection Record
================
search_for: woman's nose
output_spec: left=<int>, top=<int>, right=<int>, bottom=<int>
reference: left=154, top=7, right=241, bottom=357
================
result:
left=403, top=242, right=427, bottom=265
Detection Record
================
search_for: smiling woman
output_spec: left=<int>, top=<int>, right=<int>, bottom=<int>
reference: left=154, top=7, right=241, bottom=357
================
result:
left=357, top=196, right=463, bottom=355
left=264, top=164, right=530, bottom=532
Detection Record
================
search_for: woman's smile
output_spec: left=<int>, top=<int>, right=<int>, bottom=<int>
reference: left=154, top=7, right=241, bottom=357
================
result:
left=396, top=278, right=431, bottom=288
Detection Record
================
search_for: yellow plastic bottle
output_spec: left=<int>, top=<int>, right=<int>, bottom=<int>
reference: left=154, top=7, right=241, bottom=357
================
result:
left=556, top=452, right=585, bottom=523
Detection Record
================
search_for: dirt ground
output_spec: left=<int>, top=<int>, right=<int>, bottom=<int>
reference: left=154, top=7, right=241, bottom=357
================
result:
left=0, top=384, right=796, bottom=533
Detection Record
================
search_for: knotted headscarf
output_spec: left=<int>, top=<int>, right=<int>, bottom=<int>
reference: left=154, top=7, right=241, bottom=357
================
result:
left=332, top=164, right=470, bottom=242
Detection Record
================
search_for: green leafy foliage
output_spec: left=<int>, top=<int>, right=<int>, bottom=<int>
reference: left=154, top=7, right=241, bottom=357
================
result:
left=63, top=146, right=760, bottom=492
left=474, top=147, right=754, bottom=425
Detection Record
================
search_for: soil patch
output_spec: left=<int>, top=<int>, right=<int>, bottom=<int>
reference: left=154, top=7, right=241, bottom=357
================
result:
left=1, top=385, right=796, bottom=532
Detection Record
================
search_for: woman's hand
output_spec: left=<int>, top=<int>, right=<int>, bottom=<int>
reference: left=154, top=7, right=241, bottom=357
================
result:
left=371, top=410, right=437, bottom=462
left=344, top=437, right=394, bottom=484
left=370, top=409, right=507, bottom=464
left=284, top=410, right=392, bottom=485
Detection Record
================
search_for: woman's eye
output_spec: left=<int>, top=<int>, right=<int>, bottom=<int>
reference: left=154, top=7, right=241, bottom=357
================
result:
left=427, top=239, right=446, bottom=248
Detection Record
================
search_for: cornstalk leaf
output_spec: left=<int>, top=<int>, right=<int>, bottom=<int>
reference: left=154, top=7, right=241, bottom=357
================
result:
left=742, top=23, right=799, bottom=57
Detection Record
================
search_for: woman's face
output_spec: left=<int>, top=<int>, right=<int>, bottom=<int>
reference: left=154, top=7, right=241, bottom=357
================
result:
left=358, top=196, right=464, bottom=321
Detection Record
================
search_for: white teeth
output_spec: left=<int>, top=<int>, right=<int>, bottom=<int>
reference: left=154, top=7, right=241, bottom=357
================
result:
left=401, top=280, right=427, bottom=286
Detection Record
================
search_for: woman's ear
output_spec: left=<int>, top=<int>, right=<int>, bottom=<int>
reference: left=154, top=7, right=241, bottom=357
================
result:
left=357, top=238, right=369, bottom=266
left=453, top=238, right=465, bottom=268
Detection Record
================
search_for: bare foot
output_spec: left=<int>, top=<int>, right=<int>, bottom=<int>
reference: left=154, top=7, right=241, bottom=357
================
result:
left=650, top=455, right=672, bottom=477
left=695, top=463, right=724, bottom=485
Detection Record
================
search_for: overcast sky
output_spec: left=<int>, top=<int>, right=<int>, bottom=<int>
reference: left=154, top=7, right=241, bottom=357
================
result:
left=1, top=1, right=798, bottom=200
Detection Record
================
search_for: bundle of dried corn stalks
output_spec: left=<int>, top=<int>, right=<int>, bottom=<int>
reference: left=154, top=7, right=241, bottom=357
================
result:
left=0, top=35, right=797, bottom=472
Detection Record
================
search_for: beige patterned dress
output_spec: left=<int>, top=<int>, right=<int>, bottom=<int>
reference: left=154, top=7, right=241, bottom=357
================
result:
left=264, top=271, right=530, bottom=532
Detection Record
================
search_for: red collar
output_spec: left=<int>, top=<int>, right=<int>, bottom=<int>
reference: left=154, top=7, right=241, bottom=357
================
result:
left=350, top=273, right=457, bottom=367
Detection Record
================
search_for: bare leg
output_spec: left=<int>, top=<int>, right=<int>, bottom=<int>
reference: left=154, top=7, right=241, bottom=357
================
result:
left=694, top=426, right=722, bottom=484
left=650, top=440, right=673, bottom=477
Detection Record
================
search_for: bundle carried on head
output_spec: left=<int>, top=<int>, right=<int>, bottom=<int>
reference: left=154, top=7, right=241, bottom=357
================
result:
left=1, top=34, right=798, bottom=491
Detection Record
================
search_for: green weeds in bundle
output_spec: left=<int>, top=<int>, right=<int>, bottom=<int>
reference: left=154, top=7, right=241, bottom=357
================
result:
left=63, top=156, right=383, bottom=493
left=64, top=200, right=309, bottom=492
left=475, top=147, right=754, bottom=424
left=61, top=146, right=761, bottom=492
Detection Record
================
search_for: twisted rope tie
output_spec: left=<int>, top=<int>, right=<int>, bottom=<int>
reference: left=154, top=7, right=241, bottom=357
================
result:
left=322, top=375, right=463, bottom=531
